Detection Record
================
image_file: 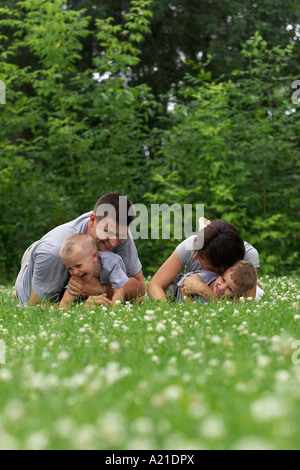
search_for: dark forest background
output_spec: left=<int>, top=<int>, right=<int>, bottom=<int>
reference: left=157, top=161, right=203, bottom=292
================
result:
left=0, top=0, right=300, bottom=280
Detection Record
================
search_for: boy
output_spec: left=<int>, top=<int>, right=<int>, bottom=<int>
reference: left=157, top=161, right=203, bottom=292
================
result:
left=177, top=260, right=258, bottom=303
left=59, top=234, right=129, bottom=308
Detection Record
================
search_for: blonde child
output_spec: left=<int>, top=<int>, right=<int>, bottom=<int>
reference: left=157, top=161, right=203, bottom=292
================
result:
left=59, top=234, right=129, bottom=308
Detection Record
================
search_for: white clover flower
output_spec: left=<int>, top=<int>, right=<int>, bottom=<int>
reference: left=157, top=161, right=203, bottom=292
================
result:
left=157, top=336, right=166, bottom=344
left=200, top=415, right=226, bottom=439
left=97, top=411, right=126, bottom=446
left=151, top=355, right=160, bottom=364
left=0, top=368, right=12, bottom=381
left=210, top=335, right=222, bottom=344
left=251, top=395, right=288, bottom=421
left=58, top=351, right=69, bottom=361
left=156, top=321, right=166, bottom=332
left=26, top=431, right=49, bottom=450
left=163, top=385, right=183, bottom=401
left=257, top=355, right=271, bottom=367
left=109, top=341, right=120, bottom=353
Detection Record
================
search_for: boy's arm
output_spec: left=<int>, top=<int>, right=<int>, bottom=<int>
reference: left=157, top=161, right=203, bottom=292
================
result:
left=182, top=274, right=214, bottom=301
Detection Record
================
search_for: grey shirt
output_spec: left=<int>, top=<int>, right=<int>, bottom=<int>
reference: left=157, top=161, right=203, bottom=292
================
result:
left=66, top=252, right=129, bottom=300
left=18, top=212, right=142, bottom=305
left=176, top=270, right=219, bottom=303
left=176, top=236, right=260, bottom=274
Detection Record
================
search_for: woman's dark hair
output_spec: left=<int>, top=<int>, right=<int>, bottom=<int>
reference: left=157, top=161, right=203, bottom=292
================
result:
left=93, top=193, right=135, bottom=227
left=194, top=219, right=245, bottom=273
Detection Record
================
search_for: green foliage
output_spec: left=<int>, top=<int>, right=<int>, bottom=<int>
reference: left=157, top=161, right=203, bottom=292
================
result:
left=0, top=1, right=299, bottom=279
left=146, top=34, right=300, bottom=274
left=0, top=0, right=155, bottom=278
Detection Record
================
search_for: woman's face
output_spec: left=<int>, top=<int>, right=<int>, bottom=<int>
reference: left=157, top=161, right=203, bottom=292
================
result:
left=193, top=252, right=221, bottom=273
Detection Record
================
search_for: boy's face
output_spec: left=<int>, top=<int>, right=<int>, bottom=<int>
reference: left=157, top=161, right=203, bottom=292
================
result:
left=63, top=249, right=98, bottom=282
left=213, top=268, right=239, bottom=299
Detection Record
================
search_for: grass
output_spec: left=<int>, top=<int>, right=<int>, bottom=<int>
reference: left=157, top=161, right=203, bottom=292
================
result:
left=0, top=275, right=300, bottom=450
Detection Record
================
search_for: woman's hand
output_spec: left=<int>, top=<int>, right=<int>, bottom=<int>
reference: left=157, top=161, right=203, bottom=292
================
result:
left=183, top=274, right=213, bottom=301
left=182, top=274, right=205, bottom=296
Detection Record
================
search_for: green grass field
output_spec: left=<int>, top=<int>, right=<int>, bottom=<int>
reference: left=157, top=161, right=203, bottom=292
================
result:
left=0, top=275, right=300, bottom=450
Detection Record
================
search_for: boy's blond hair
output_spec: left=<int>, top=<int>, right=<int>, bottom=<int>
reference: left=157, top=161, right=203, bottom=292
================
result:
left=60, top=234, right=97, bottom=261
left=228, top=260, right=257, bottom=296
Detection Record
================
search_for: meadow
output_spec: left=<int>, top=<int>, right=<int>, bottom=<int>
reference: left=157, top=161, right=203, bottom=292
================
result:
left=0, top=275, right=300, bottom=450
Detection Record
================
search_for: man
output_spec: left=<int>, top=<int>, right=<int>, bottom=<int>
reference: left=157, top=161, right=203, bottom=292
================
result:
left=15, top=193, right=145, bottom=306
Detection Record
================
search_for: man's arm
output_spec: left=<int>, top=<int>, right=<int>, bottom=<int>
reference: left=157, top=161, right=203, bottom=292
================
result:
left=122, top=270, right=145, bottom=300
left=29, top=288, right=41, bottom=306
left=68, top=270, right=146, bottom=300
left=147, top=250, right=184, bottom=302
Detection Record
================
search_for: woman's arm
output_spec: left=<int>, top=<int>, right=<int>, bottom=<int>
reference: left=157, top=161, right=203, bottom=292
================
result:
left=147, top=250, right=184, bottom=302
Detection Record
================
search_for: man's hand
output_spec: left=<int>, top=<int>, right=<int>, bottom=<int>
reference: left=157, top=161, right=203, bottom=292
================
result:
left=84, top=294, right=112, bottom=308
left=68, top=276, right=102, bottom=298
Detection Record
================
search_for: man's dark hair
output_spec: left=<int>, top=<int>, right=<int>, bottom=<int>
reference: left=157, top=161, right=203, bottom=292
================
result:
left=194, top=219, right=245, bottom=273
left=93, top=193, right=135, bottom=227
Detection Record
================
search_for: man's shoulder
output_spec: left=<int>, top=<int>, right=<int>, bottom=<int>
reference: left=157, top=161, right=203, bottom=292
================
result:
left=99, top=251, right=125, bottom=270
left=39, top=212, right=92, bottom=246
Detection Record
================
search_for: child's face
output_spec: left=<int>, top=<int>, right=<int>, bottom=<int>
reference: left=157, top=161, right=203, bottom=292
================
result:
left=63, top=249, right=98, bottom=282
left=213, top=268, right=239, bottom=299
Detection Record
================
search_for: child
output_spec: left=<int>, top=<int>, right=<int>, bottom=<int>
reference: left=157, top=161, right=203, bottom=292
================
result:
left=59, top=233, right=129, bottom=308
left=177, top=260, right=257, bottom=303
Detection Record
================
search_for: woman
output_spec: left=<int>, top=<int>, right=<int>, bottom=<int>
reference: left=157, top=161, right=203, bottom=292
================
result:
left=147, top=218, right=262, bottom=302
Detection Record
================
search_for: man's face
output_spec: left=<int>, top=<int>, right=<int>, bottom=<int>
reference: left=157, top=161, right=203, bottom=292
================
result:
left=95, top=218, right=128, bottom=252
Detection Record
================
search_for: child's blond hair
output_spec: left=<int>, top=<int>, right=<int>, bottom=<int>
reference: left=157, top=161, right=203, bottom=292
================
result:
left=60, top=234, right=97, bottom=261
